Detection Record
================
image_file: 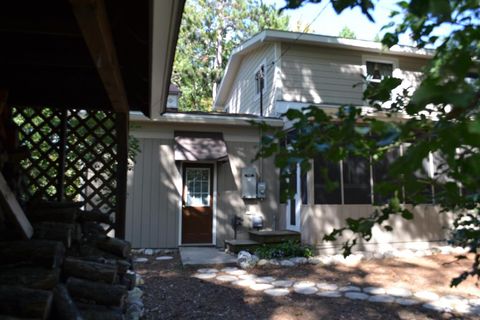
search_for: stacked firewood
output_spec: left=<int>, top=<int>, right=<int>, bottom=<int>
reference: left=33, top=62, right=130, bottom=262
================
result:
left=0, top=201, right=135, bottom=320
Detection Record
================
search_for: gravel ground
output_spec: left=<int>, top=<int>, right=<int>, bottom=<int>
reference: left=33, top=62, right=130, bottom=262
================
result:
left=136, top=252, right=480, bottom=320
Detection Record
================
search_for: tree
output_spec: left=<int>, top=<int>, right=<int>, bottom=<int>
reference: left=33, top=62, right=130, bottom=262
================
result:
left=258, top=0, right=480, bottom=286
left=338, top=26, right=356, bottom=39
left=173, top=0, right=289, bottom=111
left=291, top=19, right=316, bottom=33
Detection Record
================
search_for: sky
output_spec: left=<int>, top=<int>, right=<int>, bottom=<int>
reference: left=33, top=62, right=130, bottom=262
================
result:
left=265, top=0, right=413, bottom=44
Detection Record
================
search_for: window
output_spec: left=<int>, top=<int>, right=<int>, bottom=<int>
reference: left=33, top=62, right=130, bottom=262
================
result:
left=372, top=147, right=401, bottom=204
left=314, top=157, right=342, bottom=204
left=400, top=144, right=434, bottom=204
left=366, top=61, right=393, bottom=85
left=343, top=156, right=372, bottom=204
left=185, top=168, right=210, bottom=207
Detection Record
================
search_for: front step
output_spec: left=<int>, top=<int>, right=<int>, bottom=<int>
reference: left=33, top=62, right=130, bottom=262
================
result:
left=248, top=230, right=301, bottom=244
left=224, top=239, right=260, bottom=254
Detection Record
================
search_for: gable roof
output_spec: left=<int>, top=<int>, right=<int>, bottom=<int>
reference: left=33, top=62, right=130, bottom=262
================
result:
left=215, top=29, right=434, bottom=109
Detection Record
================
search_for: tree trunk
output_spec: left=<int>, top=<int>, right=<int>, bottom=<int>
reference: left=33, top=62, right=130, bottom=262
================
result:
left=0, top=240, right=65, bottom=268
left=76, top=303, right=124, bottom=320
left=95, top=237, right=131, bottom=258
left=72, top=223, right=83, bottom=242
left=77, top=256, right=131, bottom=275
left=77, top=244, right=124, bottom=261
left=53, top=284, right=83, bottom=320
left=0, top=267, right=60, bottom=290
left=33, top=222, right=74, bottom=248
left=63, top=257, right=117, bottom=284
left=66, top=277, right=127, bottom=307
left=0, top=285, right=53, bottom=320
left=211, top=1, right=225, bottom=103
left=81, top=221, right=107, bottom=238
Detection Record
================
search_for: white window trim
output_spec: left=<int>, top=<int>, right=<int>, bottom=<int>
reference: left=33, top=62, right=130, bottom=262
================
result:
left=361, top=55, right=400, bottom=107
left=254, top=58, right=267, bottom=102
left=362, top=55, right=399, bottom=85
left=177, top=161, right=217, bottom=246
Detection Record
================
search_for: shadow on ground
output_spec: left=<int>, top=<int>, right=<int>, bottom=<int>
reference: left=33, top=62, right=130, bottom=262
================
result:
left=135, top=252, right=478, bottom=320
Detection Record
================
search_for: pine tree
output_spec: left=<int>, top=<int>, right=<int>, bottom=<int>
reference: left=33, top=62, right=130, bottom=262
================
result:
left=173, top=0, right=289, bottom=111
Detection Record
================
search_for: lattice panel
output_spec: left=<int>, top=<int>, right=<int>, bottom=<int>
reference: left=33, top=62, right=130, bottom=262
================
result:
left=12, top=107, right=119, bottom=220
left=13, top=107, right=63, bottom=199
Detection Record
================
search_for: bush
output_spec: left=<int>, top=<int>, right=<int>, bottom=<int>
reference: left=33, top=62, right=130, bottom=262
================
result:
left=253, top=240, right=313, bottom=259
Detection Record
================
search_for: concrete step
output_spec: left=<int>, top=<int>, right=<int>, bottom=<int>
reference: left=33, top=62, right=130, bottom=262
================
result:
left=224, top=239, right=260, bottom=254
left=248, top=230, right=301, bottom=244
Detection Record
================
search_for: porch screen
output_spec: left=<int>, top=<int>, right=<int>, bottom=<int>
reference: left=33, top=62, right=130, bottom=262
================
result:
left=372, top=147, right=400, bottom=204
left=313, top=157, right=342, bottom=204
left=343, top=156, right=371, bottom=204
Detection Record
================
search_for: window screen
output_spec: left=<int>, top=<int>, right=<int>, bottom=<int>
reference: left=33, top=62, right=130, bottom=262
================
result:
left=314, top=157, right=342, bottom=204
left=366, top=61, right=393, bottom=82
left=343, top=156, right=371, bottom=204
left=372, top=147, right=400, bottom=204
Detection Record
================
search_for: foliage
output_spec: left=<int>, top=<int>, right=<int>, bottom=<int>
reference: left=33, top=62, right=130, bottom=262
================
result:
left=292, top=19, right=316, bottom=33
left=257, top=0, right=480, bottom=286
left=253, top=240, right=313, bottom=259
left=338, top=26, right=356, bottom=39
left=128, top=126, right=141, bottom=171
left=173, top=0, right=289, bottom=111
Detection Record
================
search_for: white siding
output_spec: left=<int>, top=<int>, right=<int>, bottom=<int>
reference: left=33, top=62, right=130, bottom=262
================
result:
left=279, top=44, right=426, bottom=107
left=224, top=44, right=276, bottom=115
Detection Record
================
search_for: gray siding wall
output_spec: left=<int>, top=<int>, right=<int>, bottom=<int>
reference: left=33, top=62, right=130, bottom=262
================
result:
left=224, top=43, right=276, bottom=115
left=279, top=44, right=425, bottom=106
left=126, top=121, right=280, bottom=248
left=216, top=141, right=280, bottom=245
left=300, top=204, right=452, bottom=254
left=126, top=138, right=180, bottom=248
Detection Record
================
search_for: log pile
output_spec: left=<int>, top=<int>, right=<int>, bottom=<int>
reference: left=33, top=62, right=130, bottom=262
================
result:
left=0, top=201, right=135, bottom=320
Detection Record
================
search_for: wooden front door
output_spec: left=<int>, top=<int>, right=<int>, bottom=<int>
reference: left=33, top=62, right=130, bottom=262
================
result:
left=182, top=163, right=213, bottom=244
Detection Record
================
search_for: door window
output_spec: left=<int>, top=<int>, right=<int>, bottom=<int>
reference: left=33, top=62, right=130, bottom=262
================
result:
left=185, top=167, right=210, bottom=207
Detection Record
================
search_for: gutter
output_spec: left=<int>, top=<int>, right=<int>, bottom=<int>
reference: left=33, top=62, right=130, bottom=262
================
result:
left=130, top=112, right=284, bottom=127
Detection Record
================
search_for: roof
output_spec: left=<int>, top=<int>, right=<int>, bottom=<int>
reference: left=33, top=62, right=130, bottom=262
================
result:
left=215, top=29, right=434, bottom=108
left=0, top=0, right=184, bottom=117
left=130, top=111, right=284, bottom=127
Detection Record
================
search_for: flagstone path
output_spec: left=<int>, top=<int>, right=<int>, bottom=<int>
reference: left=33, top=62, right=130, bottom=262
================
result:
left=193, top=267, right=480, bottom=316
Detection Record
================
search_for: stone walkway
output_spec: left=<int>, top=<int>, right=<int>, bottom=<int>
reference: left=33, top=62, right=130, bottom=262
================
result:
left=192, top=267, right=480, bottom=316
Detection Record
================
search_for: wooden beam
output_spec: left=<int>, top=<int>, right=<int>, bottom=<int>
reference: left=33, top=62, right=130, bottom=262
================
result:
left=0, top=172, right=33, bottom=239
left=114, top=112, right=128, bottom=239
left=69, top=0, right=129, bottom=113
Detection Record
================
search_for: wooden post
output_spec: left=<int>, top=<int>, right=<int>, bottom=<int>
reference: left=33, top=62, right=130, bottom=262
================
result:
left=0, top=172, right=33, bottom=239
left=114, top=112, right=128, bottom=239
left=57, top=109, right=68, bottom=201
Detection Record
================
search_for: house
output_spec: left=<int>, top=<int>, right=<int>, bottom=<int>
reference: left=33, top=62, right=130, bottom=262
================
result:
left=126, top=30, right=451, bottom=253
left=213, top=30, right=451, bottom=253
left=126, top=109, right=283, bottom=248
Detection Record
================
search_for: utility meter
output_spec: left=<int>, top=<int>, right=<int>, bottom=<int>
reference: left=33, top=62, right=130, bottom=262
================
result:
left=257, top=181, right=266, bottom=199
left=241, top=167, right=257, bottom=199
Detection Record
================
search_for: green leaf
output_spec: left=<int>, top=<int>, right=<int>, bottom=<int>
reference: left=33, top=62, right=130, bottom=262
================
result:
left=401, top=210, right=414, bottom=220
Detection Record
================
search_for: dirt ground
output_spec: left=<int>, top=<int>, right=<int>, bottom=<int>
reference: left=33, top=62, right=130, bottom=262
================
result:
left=136, top=252, right=480, bottom=320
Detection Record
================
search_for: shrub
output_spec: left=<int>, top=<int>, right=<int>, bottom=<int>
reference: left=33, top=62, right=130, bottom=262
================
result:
left=253, top=240, right=313, bottom=259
